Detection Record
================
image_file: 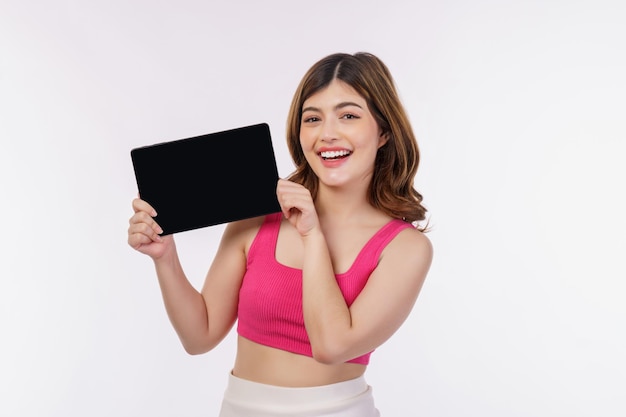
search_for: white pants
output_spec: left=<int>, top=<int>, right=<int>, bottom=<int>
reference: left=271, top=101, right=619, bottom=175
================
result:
left=218, top=373, right=381, bottom=417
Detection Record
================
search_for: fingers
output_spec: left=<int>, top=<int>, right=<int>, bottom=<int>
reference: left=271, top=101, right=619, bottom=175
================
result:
left=132, top=197, right=157, bottom=216
left=276, top=179, right=320, bottom=235
left=127, top=223, right=162, bottom=249
left=276, top=179, right=313, bottom=218
left=128, top=198, right=163, bottom=247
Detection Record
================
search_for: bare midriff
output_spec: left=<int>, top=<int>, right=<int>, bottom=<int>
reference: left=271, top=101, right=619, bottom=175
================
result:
left=232, top=336, right=366, bottom=387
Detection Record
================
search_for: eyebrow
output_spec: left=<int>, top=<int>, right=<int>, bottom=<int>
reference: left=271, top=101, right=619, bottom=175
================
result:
left=301, top=101, right=364, bottom=113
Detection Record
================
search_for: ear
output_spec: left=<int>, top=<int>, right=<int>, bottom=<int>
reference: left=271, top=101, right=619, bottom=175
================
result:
left=377, top=131, right=390, bottom=149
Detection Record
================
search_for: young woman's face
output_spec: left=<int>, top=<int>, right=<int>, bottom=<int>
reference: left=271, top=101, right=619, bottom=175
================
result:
left=299, top=79, right=388, bottom=189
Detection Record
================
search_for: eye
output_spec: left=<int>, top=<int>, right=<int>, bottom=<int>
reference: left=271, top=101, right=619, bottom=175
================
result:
left=302, top=115, right=320, bottom=123
left=341, top=113, right=360, bottom=120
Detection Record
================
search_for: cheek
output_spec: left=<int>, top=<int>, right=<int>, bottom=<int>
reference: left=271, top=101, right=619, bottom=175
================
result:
left=298, top=135, right=316, bottom=166
left=299, top=132, right=316, bottom=154
left=356, top=135, right=383, bottom=157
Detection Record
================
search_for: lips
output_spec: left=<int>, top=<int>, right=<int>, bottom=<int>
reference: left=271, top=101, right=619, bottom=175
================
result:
left=319, top=149, right=352, bottom=160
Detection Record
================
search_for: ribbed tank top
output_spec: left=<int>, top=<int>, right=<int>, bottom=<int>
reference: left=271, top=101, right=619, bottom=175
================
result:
left=237, top=212, right=414, bottom=364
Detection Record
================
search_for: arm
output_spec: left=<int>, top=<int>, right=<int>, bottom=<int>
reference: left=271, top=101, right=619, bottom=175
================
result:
left=276, top=181, right=433, bottom=364
left=301, top=227, right=432, bottom=364
left=151, top=225, right=246, bottom=355
left=128, top=198, right=254, bottom=355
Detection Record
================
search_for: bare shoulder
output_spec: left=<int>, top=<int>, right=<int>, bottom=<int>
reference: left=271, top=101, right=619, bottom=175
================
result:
left=221, top=214, right=269, bottom=251
left=382, top=225, right=433, bottom=271
left=225, top=214, right=266, bottom=234
left=392, top=224, right=432, bottom=252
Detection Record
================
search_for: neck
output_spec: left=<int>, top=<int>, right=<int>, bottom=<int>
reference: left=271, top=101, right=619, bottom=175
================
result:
left=314, top=182, right=374, bottom=224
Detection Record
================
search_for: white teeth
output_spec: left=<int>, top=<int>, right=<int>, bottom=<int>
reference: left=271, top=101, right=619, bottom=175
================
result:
left=320, top=150, right=351, bottom=159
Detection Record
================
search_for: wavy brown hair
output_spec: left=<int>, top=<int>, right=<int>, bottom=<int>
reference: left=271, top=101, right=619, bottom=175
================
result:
left=286, top=52, right=428, bottom=230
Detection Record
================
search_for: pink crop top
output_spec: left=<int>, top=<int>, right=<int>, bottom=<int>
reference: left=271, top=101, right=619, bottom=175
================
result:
left=237, top=212, right=414, bottom=365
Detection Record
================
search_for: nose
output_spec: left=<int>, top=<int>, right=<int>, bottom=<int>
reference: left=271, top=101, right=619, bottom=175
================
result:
left=320, top=118, right=339, bottom=142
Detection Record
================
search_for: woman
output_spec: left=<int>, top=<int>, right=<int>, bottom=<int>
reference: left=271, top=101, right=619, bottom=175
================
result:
left=128, top=52, right=433, bottom=416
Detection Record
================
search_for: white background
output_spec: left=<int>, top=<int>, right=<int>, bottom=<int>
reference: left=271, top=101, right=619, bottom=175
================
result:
left=1, top=1, right=625, bottom=416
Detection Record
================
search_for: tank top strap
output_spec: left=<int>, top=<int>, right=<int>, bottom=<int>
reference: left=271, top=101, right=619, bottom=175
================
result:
left=352, top=219, right=415, bottom=273
left=247, top=212, right=283, bottom=263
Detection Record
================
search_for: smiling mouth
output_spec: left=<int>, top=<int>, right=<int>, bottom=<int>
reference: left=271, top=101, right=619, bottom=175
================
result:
left=319, top=150, right=352, bottom=160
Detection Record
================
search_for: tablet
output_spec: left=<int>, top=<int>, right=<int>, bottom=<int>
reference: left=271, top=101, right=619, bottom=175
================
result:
left=130, top=123, right=281, bottom=235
